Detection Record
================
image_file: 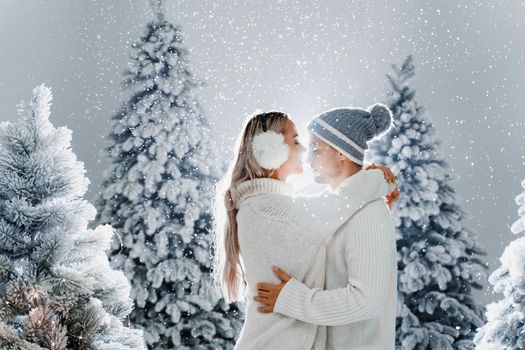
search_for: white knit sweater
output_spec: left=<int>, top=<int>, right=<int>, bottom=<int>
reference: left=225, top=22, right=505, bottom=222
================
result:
left=232, top=169, right=395, bottom=350
left=273, top=187, right=397, bottom=349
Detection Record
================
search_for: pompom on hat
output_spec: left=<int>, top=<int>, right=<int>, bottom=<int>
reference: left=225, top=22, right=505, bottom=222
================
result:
left=367, top=103, right=394, bottom=138
left=307, top=103, right=393, bottom=165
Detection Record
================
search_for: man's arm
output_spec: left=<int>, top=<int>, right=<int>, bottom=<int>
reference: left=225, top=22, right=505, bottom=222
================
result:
left=273, top=205, right=395, bottom=326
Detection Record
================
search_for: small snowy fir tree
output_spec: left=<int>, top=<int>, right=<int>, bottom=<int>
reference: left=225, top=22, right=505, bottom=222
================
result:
left=0, top=84, right=145, bottom=350
left=473, top=179, right=525, bottom=349
left=93, top=2, right=243, bottom=349
left=366, top=56, right=488, bottom=350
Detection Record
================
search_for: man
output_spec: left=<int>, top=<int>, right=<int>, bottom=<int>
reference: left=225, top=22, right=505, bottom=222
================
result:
left=254, top=104, right=399, bottom=349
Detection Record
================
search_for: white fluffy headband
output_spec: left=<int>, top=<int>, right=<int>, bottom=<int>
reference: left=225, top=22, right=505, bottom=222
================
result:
left=252, top=113, right=290, bottom=170
left=252, top=130, right=289, bottom=170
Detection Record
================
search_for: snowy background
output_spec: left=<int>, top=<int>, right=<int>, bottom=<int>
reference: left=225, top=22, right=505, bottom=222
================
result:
left=1, top=0, right=524, bottom=307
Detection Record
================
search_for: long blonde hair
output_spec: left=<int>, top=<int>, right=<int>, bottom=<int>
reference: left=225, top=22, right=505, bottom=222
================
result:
left=212, top=111, right=289, bottom=303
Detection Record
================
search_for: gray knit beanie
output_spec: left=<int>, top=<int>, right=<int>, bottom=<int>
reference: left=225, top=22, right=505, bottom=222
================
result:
left=307, top=103, right=393, bottom=165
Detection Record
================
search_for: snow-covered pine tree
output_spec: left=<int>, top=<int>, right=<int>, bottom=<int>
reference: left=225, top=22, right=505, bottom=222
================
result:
left=93, top=2, right=243, bottom=349
left=0, top=84, right=145, bottom=350
left=366, top=55, right=488, bottom=350
left=473, top=179, right=525, bottom=349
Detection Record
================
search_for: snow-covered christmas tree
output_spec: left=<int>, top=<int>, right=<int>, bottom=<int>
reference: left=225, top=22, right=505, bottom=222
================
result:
left=93, top=2, right=243, bottom=348
left=366, top=56, right=488, bottom=350
left=0, top=84, right=145, bottom=350
left=473, top=179, right=525, bottom=349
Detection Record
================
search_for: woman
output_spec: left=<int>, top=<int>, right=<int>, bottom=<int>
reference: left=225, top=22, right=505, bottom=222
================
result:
left=212, top=110, right=397, bottom=350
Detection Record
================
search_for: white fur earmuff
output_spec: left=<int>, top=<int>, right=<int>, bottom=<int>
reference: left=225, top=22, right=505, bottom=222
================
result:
left=251, top=131, right=289, bottom=170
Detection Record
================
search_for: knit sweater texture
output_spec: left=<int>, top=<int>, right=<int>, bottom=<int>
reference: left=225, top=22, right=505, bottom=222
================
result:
left=273, top=185, right=397, bottom=349
left=232, top=169, right=395, bottom=350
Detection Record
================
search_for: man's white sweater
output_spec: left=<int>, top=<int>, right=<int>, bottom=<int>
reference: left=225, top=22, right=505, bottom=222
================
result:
left=274, top=188, right=397, bottom=349
left=233, top=169, right=395, bottom=350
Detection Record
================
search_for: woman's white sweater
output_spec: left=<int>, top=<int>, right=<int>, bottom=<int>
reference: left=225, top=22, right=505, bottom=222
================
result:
left=232, top=169, right=395, bottom=350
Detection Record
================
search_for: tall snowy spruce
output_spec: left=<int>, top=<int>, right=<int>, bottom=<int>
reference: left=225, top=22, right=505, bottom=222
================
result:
left=93, top=3, right=243, bottom=349
left=0, top=85, right=145, bottom=350
left=366, top=56, right=488, bottom=350
left=473, top=179, right=525, bottom=349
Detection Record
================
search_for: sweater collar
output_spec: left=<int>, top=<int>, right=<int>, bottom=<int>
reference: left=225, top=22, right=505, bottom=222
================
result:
left=336, top=168, right=367, bottom=192
left=234, top=178, right=294, bottom=208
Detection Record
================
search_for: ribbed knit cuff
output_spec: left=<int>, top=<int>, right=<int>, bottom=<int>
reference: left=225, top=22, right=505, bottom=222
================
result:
left=274, top=277, right=310, bottom=317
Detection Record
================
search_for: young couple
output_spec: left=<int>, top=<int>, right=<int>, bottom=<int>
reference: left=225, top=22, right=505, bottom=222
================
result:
left=213, top=104, right=400, bottom=350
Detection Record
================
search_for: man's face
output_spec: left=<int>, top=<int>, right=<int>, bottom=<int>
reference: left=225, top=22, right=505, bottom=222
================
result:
left=307, top=134, right=343, bottom=184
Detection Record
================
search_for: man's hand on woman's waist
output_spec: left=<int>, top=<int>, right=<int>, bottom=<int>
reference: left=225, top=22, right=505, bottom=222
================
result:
left=254, top=266, right=292, bottom=313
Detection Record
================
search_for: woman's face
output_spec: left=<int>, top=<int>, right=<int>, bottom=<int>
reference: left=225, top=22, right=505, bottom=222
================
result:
left=275, top=119, right=306, bottom=181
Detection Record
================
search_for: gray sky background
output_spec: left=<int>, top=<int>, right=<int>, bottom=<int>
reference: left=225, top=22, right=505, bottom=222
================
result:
left=1, top=0, right=524, bottom=306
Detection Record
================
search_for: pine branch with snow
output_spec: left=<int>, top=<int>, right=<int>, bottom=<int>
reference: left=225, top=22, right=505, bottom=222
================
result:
left=366, top=56, right=488, bottom=350
left=0, top=84, right=145, bottom=350
left=93, top=7, right=243, bottom=349
left=473, top=179, right=525, bottom=349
